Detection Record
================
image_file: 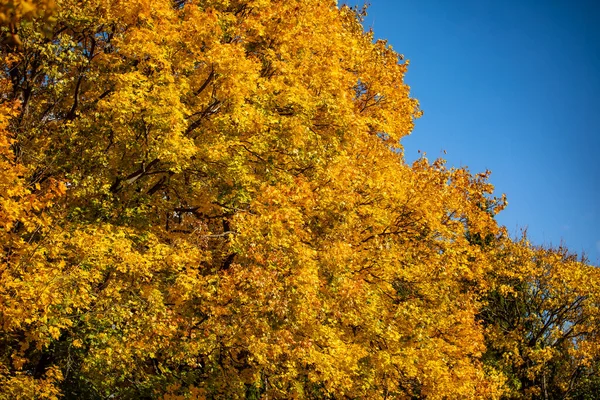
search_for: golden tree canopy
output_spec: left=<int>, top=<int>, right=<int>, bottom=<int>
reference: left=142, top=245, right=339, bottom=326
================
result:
left=0, top=1, right=598, bottom=399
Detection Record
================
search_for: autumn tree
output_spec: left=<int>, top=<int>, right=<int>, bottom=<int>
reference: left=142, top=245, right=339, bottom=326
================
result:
left=480, top=238, right=600, bottom=400
left=0, top=0, right=597, bottom=399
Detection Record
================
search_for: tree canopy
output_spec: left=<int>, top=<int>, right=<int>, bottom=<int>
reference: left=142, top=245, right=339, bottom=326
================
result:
left=0, top=0, right=598, bottom=399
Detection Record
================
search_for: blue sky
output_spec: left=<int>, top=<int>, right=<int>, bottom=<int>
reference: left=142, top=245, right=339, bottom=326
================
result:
left=345, top=0, right=600, bottom=265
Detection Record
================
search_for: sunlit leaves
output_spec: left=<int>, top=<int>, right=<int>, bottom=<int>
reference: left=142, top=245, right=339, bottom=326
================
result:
left=481, top=239, right=600, bottom=399
left=0, top=0, right=596, bottom=398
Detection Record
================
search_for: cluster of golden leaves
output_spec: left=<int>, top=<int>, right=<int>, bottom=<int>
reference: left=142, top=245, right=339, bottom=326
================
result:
left=481, top=238, right=600, bottom=399
left=0, top=0, right=598, bottom=399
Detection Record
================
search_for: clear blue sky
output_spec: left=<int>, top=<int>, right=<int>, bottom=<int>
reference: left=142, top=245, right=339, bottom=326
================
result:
left=344, top=0, right=600, bottom=265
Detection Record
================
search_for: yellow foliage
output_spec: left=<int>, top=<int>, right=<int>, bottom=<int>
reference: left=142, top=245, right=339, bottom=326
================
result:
left=0, top=0, right=596, bottom=399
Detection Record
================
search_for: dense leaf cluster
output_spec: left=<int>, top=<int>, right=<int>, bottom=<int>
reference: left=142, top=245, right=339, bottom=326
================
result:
left=1, top=1, right=598, bottom=398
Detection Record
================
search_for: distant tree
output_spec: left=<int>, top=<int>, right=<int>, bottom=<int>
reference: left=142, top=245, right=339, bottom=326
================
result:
left=480, top=238, right=600, bottom=399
